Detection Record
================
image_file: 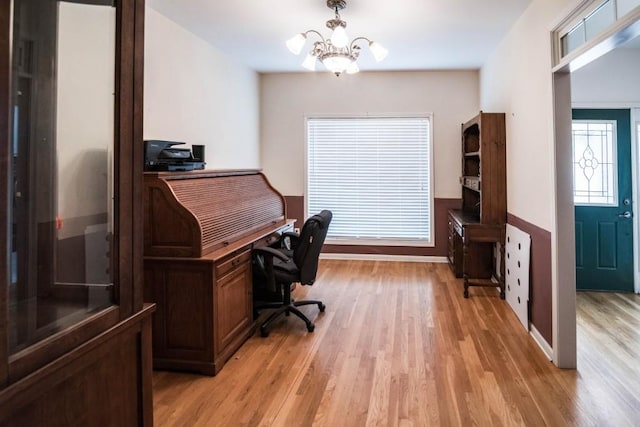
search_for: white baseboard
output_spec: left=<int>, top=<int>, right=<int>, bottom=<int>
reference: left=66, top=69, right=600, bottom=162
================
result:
left=530, top=324, right=553, bottom=361
left=320, top=253, right=448, bottom=263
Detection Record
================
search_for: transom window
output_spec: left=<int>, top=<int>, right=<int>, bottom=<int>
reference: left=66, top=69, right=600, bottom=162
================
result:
left=555, top=0, right=640, bottom=62
left=306, top=116, right=433, bottom=246
left=572, top=120, right=617, bottom=206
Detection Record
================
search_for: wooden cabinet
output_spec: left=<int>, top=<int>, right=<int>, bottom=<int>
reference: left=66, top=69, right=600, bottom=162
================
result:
left=448, top=112, right=507, bottom=298
left=144, top=245, right=261, bottom=376
left=0, top=0, right=153, bottom=425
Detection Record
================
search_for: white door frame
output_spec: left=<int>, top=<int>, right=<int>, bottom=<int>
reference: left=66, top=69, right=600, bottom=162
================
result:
left=633, top=107, right=640, bottom=294
left=552, top=9, right=640, bottom=368
left=552, top=70, right=577, bottom=368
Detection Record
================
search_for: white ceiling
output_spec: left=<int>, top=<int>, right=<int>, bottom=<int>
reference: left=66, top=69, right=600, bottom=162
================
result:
left=148, top=0, right=533, bottom=73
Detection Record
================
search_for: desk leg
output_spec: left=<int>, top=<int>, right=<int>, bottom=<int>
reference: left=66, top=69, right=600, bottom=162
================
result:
left=499, top=241, right=506, bottom=299
left=463, top=239, right=469, bottom=298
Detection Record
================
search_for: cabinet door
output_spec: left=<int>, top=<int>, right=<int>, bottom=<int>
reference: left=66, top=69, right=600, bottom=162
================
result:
left=215, top=261, right=252, bottom=353
left=1, top=0, right=144, bottom=384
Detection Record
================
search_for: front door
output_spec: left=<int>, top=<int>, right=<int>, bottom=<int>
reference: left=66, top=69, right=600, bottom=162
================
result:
left=573, top=109, right=634, bottom=292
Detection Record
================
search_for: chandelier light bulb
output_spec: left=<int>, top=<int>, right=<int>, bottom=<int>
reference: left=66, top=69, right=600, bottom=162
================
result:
left=302, top=53, right=318, bottom=71
left=369, top=41, right=388, bottom=62
left=331, top=26, right=349, bottom=48
left=286, top=33, right=307, bottom=55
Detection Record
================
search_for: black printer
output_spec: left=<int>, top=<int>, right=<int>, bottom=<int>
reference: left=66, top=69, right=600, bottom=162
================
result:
left=144, top=140, right=206, bottom=171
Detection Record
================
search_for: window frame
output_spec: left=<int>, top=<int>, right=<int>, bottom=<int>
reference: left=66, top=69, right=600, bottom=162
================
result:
left=304, top=113, right=435, bottom=247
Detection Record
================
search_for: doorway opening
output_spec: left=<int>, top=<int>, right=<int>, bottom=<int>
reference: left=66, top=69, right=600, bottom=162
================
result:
left=552, top=7, right=640, bottom=368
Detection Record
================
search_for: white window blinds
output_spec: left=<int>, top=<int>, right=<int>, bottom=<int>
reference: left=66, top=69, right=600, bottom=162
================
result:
left=306, top=116, right=433, bottom=245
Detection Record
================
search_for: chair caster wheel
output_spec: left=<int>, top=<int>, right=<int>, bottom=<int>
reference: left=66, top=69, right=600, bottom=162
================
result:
left=307, top=323, right=315, bottom=333
left=319, top=303, right=326, bottom=312
left=464, top=290, right=469, bottom=299
left=260, top=327, right=269, bottom=337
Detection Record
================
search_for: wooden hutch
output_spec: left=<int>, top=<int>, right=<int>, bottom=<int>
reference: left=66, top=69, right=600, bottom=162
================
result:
left=447, top=112, right=507, bottom=298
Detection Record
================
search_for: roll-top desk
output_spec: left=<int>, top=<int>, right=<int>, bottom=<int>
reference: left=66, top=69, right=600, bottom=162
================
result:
left=143, top=169, right=293, bottom=375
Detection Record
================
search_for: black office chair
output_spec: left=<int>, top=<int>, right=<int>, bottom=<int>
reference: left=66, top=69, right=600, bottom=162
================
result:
left=252, top=210, right=332, bottom=337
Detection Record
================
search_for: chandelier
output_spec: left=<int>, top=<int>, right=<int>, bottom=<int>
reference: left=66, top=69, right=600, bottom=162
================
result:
left=286, top=0, right=388, bottom=76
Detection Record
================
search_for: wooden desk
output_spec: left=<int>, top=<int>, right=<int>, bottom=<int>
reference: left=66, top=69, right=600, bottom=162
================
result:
left=447, top=209, right=505, bottom=299
left=143, top=169, right=293, bottom=375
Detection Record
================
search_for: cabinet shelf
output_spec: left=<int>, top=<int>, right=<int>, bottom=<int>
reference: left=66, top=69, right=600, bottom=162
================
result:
left=462, top=184, right=481, bottom=193
left=462, top=176, right=481, bottom=192
left=464, top=151, right=480, bottom=157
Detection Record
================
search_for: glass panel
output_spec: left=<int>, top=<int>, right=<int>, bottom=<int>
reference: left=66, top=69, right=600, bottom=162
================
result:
left=616, top=0, right=640, bottom=19
left=585, top=0, right=616, bottom=40
left=8, top=0, right=116, bottom=353
left=561, top=21, right=586, bottom=57
left=572, top=121, right=617, bottom=205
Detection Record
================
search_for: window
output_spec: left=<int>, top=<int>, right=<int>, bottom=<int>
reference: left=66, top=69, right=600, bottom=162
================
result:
left=306, top=116, right=433, bottom=246
left=572, top=120, right=617, bottom=205
left=555, top=0, right=640, bottom=63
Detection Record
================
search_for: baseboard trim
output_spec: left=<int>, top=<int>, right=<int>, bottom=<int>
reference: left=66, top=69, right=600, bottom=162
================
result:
left=530, top=324, right=553, bottom=361
left=320, top=253, right=448, bottom=263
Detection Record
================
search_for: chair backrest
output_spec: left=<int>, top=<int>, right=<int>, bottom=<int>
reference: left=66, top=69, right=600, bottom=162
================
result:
left=293, top=210, right=332, bottom=285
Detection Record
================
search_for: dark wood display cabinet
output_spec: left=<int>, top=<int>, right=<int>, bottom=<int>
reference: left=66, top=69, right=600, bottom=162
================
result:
left=447, top=112, right=507, bottom=298
left=0, top=0, right=154, bottom=425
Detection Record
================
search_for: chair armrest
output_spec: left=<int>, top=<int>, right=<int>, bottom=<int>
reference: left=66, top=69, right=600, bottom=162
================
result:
left=253, top=246, right=290, bottom=294
left=281, top=231, right=300, bottom=251
left=253, top=246, right=290, bottom=262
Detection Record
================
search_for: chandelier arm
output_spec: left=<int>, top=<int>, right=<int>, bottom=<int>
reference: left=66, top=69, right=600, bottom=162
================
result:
left=303, top=29, right=328, bottom=44
left=349, top=36, right=372, bottom=49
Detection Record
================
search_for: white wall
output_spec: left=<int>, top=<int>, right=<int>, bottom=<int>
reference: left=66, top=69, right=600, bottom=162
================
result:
left=260, top=71, right=479, bottom=197
left=144, top=7, right=260, bottom=169
left=480, top=0, right=574, bottom=231
left=480, top=0, right=582, bottom=366
left=572, top=47, right=640, bottom=105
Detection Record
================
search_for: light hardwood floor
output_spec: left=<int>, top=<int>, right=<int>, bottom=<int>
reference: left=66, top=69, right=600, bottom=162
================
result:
left=152, top=260, right=640, bottom=426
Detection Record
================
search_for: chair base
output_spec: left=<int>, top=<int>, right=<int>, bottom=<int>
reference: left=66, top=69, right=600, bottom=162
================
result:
left=255, top=299, right=326, bottom=337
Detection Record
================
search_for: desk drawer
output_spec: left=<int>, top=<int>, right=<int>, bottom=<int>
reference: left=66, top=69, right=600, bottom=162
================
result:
left=454, top=222, right=462, bottom=237
left=216, top=248, right=251, bottom=278
left=448, top=213, right=463, bottom=234
left=463, top=225, right=502, bottom=242
left=253, top=223, right=294, bottom=248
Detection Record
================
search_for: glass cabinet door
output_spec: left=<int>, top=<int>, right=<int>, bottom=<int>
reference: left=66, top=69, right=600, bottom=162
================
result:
left=8, top=0, right=116, bottom=354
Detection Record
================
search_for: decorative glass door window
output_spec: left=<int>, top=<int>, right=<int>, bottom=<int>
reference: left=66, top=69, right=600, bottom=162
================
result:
left=572, top=120, right=617, bottom=205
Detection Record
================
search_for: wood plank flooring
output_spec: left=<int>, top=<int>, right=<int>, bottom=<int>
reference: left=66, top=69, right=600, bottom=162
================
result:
left=152, top=260, right=640, bottom=426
